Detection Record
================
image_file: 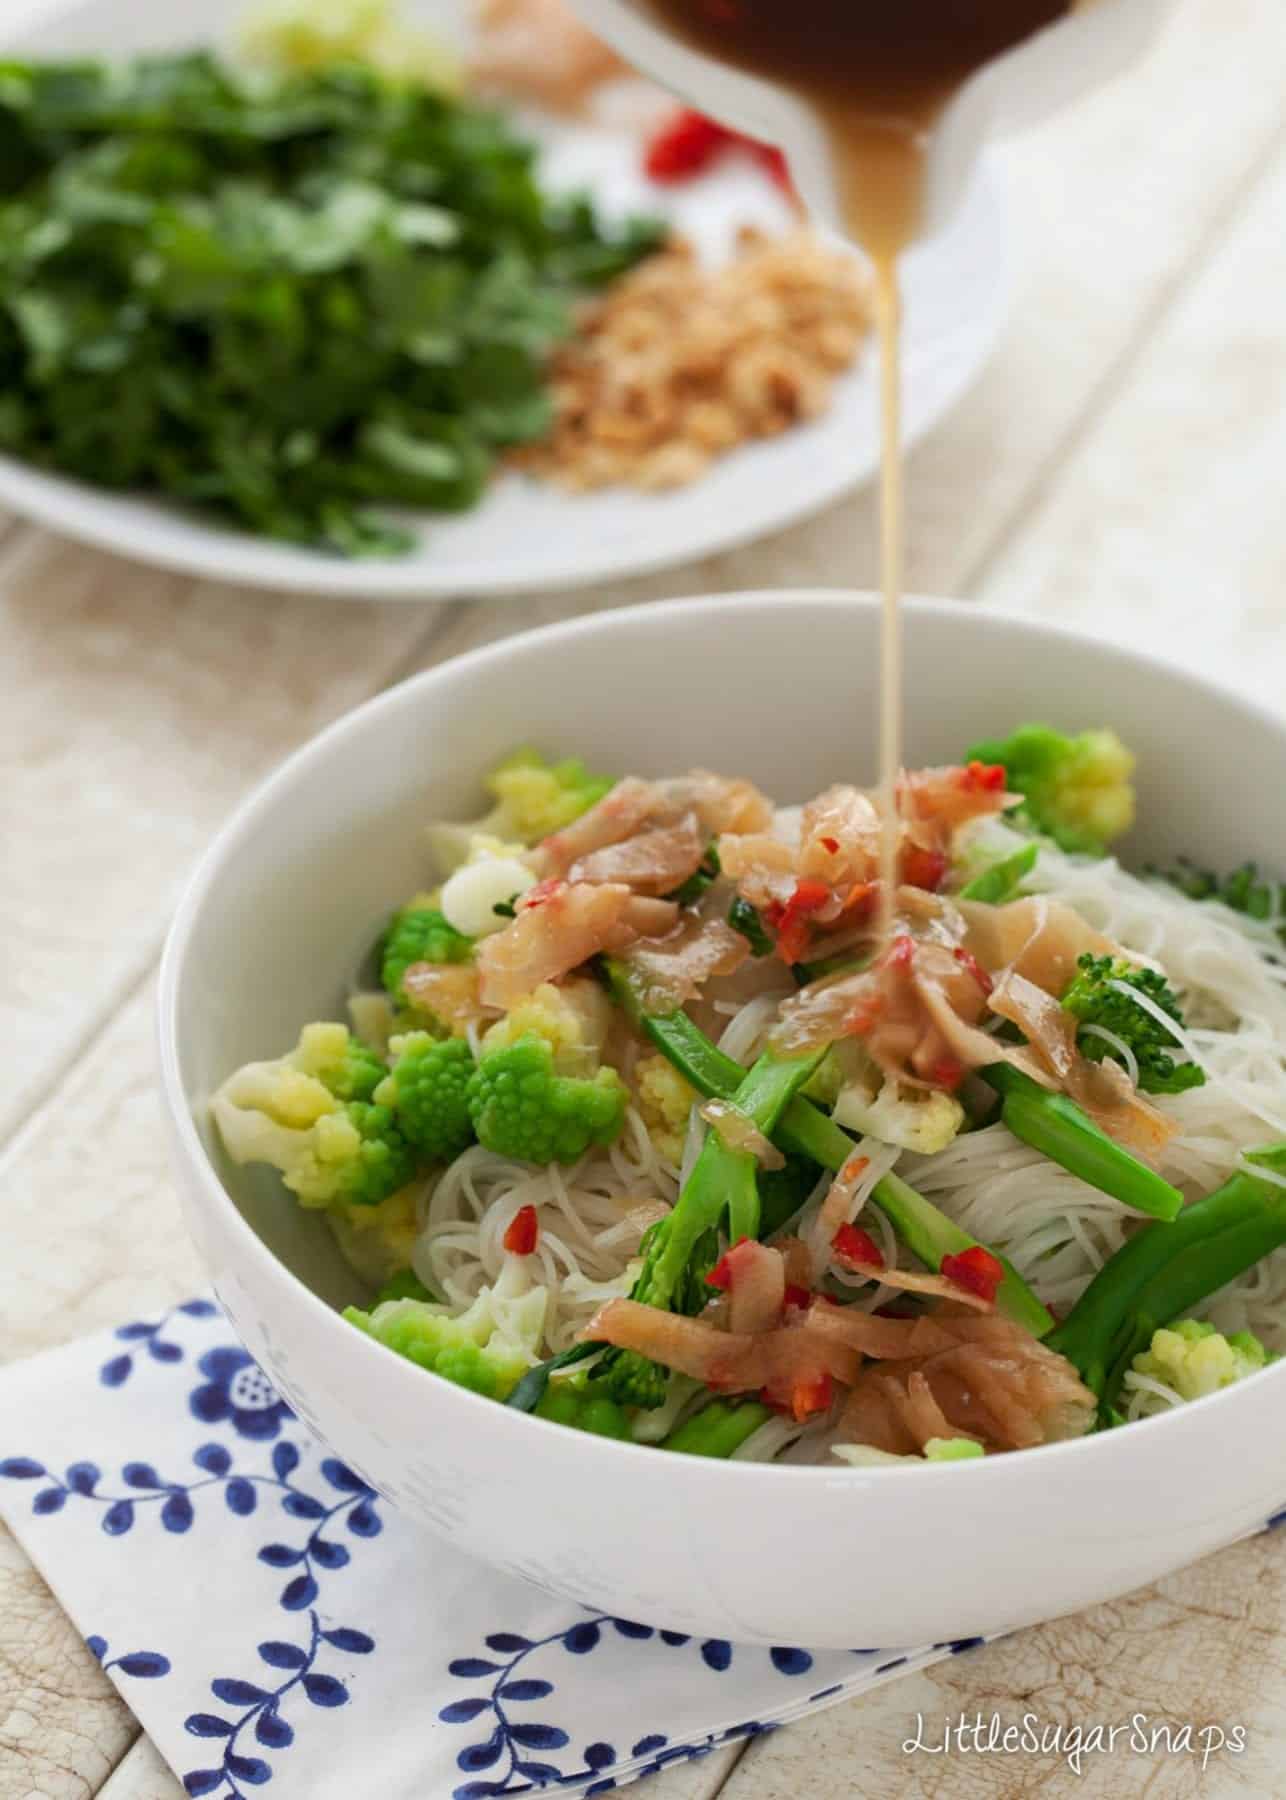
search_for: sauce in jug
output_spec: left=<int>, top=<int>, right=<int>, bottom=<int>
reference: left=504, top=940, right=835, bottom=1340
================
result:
left=646, top=0, right=1074, bottom=933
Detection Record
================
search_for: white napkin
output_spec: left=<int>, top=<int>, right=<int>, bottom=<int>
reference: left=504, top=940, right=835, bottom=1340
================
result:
left=0, top=1297, right=993, bottom=1798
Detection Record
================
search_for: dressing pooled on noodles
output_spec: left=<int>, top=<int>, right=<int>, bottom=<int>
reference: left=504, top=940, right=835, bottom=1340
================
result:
left=212, top=728, right=1286, bottom=1465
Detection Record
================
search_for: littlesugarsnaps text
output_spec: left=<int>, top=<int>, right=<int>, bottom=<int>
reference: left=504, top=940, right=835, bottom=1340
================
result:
left=903, top=1711, right=1247, bottom=1776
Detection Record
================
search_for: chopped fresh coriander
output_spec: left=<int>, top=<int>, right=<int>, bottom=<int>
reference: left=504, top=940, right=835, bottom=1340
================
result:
left=0, top=53, right=663, bottom=555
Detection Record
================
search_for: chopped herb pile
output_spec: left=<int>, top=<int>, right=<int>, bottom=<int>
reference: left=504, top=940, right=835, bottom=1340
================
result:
left=0, top=53, right=663, bottom=554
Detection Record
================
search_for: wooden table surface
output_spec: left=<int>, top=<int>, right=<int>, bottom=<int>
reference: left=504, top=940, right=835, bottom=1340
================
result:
left=7, top=0, right=1286, bottom=1793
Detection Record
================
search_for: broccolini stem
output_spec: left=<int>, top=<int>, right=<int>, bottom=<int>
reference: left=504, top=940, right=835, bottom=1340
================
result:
left=1048, top=1145, right=1286, bottom=1410
left=981, top=1063, right=1183, bottom=1222
left=869, top=1171, right=1051, bottom=1338
left=649, top=1046, right=827, bottom=1286
left=603, top=958, right=1052, bottom=1335
left=958, top=842, right=1039, bottom=903
left=661, top=1399, right=772, bottom=1457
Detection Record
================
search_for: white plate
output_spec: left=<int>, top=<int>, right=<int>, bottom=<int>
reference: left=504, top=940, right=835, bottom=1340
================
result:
left=0, top=0, right=1011, bottom=597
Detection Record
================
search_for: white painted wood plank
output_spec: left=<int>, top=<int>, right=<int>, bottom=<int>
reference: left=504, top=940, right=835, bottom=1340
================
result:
left=980, top=133, right=1286, bottom=721
left=0, top=533, right=449, bottom=1148
left=0, top=1519, right=137, bottom=1800
left=720, top=1532, right=1286, bottom=1800
left=0, top=983, right=200, bottom=1366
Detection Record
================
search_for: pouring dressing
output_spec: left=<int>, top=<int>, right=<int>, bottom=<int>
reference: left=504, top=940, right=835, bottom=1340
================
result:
left=565, top=0, right=1170, bottom=937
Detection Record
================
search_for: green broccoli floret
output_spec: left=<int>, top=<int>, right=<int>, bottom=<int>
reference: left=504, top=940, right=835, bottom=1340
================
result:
left=344, top=1296, right=530, bottom=1400
left=1126, top=1317, right=1270, bottom=1410
left=376, top=1032, right=475, bottom=1160
left=380, top=905, right=473, bottom=1005
left=535, top=1375, right=631, bottom=1439
left=1061, top=952, right=1205, bottom=1095
left=211, top=1023, right=416, bottom=1210
left=965, top=723, right=1135, bottom=854
left=467, top=1034, right=626, bottom=1165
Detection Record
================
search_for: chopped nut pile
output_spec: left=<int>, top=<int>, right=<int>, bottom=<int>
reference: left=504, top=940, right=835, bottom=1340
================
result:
left=513, top=227, right=873, bottom=492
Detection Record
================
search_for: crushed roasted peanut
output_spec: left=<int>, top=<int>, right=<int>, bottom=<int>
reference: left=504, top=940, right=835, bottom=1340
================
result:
left=512, top=227, right=873, bottom=492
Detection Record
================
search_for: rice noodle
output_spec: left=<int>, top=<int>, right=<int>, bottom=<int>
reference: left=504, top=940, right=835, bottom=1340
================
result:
left=1078, top=1023, right=1140, bottom=1088
left=906, top=820, right=1286, bottom=1347
left=412, top=1101, right=677, bottom=1352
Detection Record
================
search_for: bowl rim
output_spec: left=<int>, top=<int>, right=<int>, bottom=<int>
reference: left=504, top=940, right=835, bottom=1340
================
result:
left=157, top=587, right=1286, bottom=1486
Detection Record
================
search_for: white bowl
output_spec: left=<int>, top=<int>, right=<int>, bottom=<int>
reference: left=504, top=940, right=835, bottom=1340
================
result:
left=158, top=592, right=1286, bottom=1649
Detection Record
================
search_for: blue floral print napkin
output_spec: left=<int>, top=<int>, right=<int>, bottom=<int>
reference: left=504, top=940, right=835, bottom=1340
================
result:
left=0, top=1298, right=987, bottom=1800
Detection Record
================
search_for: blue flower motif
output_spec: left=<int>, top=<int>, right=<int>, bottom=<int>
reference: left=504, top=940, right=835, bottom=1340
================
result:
left=189, top=1349, right=292, bottom=1442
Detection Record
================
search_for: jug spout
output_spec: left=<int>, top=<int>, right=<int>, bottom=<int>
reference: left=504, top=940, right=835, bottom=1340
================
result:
left=566, top=0, right=1173, bottom=243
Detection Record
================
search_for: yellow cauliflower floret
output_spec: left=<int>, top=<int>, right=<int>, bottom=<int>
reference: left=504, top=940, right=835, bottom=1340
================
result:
left=634, top=1054, right=697, bottom=1165
left=293, top=1021, right=352, bottom=1079
left=483, top=978, right=611, bottom=1076
left=1129, top=1318, right=1269, bottom=1406
left=222, top=1061, right=337, bottom=1131
left=830, top=1043, right=963, bottom=1154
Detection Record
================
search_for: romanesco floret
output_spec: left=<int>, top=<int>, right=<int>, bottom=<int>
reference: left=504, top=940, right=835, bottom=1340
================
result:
left=467, top=1035, right=627, bottom=1165
left=965, top=723, right=1135, bottom=855
left=1127, top=1318, right=1271, bottom=1407
left=634, top=1053, right=697, bottom=1164
left=328, top=1183, right=421, bottom=1285
left=211, top=1023, right=415, bottom=1211
left=375, top=1032, right=475, bottom=1160
left=344, top=1270, right=547, bottom=1399
left=380, top=903, right=473, bottom=1006
left=1061, top=952, right=1206, bottom=1095
left=344, top=1298, right=530, bottom=1399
